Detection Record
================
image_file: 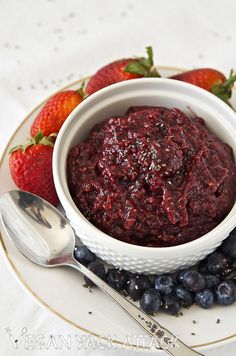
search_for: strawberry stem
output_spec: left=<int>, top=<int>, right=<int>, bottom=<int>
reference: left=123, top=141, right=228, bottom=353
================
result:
left=124, top=46, right=161, bottom=77
left=211, top=69, right=236, bottom=105
left=76, top=81, right=88, bottom=99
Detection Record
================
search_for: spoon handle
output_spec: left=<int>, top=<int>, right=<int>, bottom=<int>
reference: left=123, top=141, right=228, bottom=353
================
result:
left=69, top=258, right=204, bottom=356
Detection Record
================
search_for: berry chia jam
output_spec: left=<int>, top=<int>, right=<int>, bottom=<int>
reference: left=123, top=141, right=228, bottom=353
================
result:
left=67, top=106, right=236, bottom=247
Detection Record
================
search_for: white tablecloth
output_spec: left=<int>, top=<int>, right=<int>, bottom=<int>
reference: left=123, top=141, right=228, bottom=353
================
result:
left=1, top=0, right=236, bottom=354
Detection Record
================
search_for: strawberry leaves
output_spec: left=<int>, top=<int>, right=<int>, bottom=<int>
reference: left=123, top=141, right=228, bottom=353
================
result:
left=9, top=131, right=55, bottom=155
left=124, top=46, right=160, bottom=77
left=211, top=69, right=236, bottom=105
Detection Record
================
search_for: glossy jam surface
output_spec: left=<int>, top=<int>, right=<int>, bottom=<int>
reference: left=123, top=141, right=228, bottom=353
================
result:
left=67, top=106, right=236, bottom=247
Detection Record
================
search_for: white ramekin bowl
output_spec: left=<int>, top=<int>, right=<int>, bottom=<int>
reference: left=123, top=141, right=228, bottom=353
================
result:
left=53, top=78, right=236, bottom=274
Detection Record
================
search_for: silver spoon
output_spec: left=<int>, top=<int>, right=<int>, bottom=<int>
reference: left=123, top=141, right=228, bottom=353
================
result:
left=0, top=190, right=203, bottom=356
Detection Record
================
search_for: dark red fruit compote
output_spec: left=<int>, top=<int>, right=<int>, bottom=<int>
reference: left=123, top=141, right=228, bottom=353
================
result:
left=67, top=106, right=236, bottom=247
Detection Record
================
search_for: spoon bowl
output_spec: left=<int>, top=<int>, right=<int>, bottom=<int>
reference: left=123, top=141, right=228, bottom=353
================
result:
left=0, top=190, right=75, bottom=266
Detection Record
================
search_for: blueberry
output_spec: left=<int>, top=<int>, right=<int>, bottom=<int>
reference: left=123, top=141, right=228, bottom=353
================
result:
left=198, top=260, right=209, bottom=274
left=195, top=289, right=214, bottom=309
left=224, top=268, right=236, bottom=280
left=177, top=269, right=190, bottom=283
left=203, top=274, right=220, bottom=289
left=175, top=284, right=193, bottom=307
left=226, top=255, right=234, bottom=266
left=154, top=274, right=176, bottom=295
left=182, top=270, right=206, bottom=292
left=215, top=280, right=236, bottom=305
left=74, top=245, right=96, bottom=266
left=207, top=252, right=228, bottom=275
left=126, top=277, right=141, bottom=300
left=222, top=232, right=236, bottom=258
left=162, top=294, right=181, bottom=315
left=220, top=266, right=234, bottom=279
left=138, top=275, right=152, bottom=291
left=140, top=288, right=162, bottom=315
left=84, top=261, right=106, bottom=287
left=106, top=269, right=128, bottom=291
left=127, top=275, right=152, bottom=301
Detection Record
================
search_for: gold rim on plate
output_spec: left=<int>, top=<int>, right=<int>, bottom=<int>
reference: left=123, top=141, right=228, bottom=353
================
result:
left=1, top=67, right=236, bottom=352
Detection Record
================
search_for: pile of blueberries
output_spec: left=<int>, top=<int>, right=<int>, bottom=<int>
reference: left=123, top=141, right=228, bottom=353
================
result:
left=74, top=229, right=236, bottom=315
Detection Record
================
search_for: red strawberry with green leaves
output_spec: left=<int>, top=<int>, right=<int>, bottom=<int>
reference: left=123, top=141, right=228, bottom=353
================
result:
left=171, top=68, right=236, bottom=106
left=86, top=46, right=160, bottom=95
left=9, top=132, right=59, bottom=206
left=30, top=89, right=84, bottom=137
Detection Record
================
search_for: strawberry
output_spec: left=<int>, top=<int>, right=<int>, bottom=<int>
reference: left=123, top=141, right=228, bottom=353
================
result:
left=171, top=68, right=236, bottom=105
left=30, top=89, right=84, bottom=137
left=86, top=46, right=160, bottom=95
left=9, top=132, right=59, bottom=206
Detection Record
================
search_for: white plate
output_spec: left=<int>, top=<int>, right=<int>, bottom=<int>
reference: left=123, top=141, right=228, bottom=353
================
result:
left=1, top=67, right=236, bottom=354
